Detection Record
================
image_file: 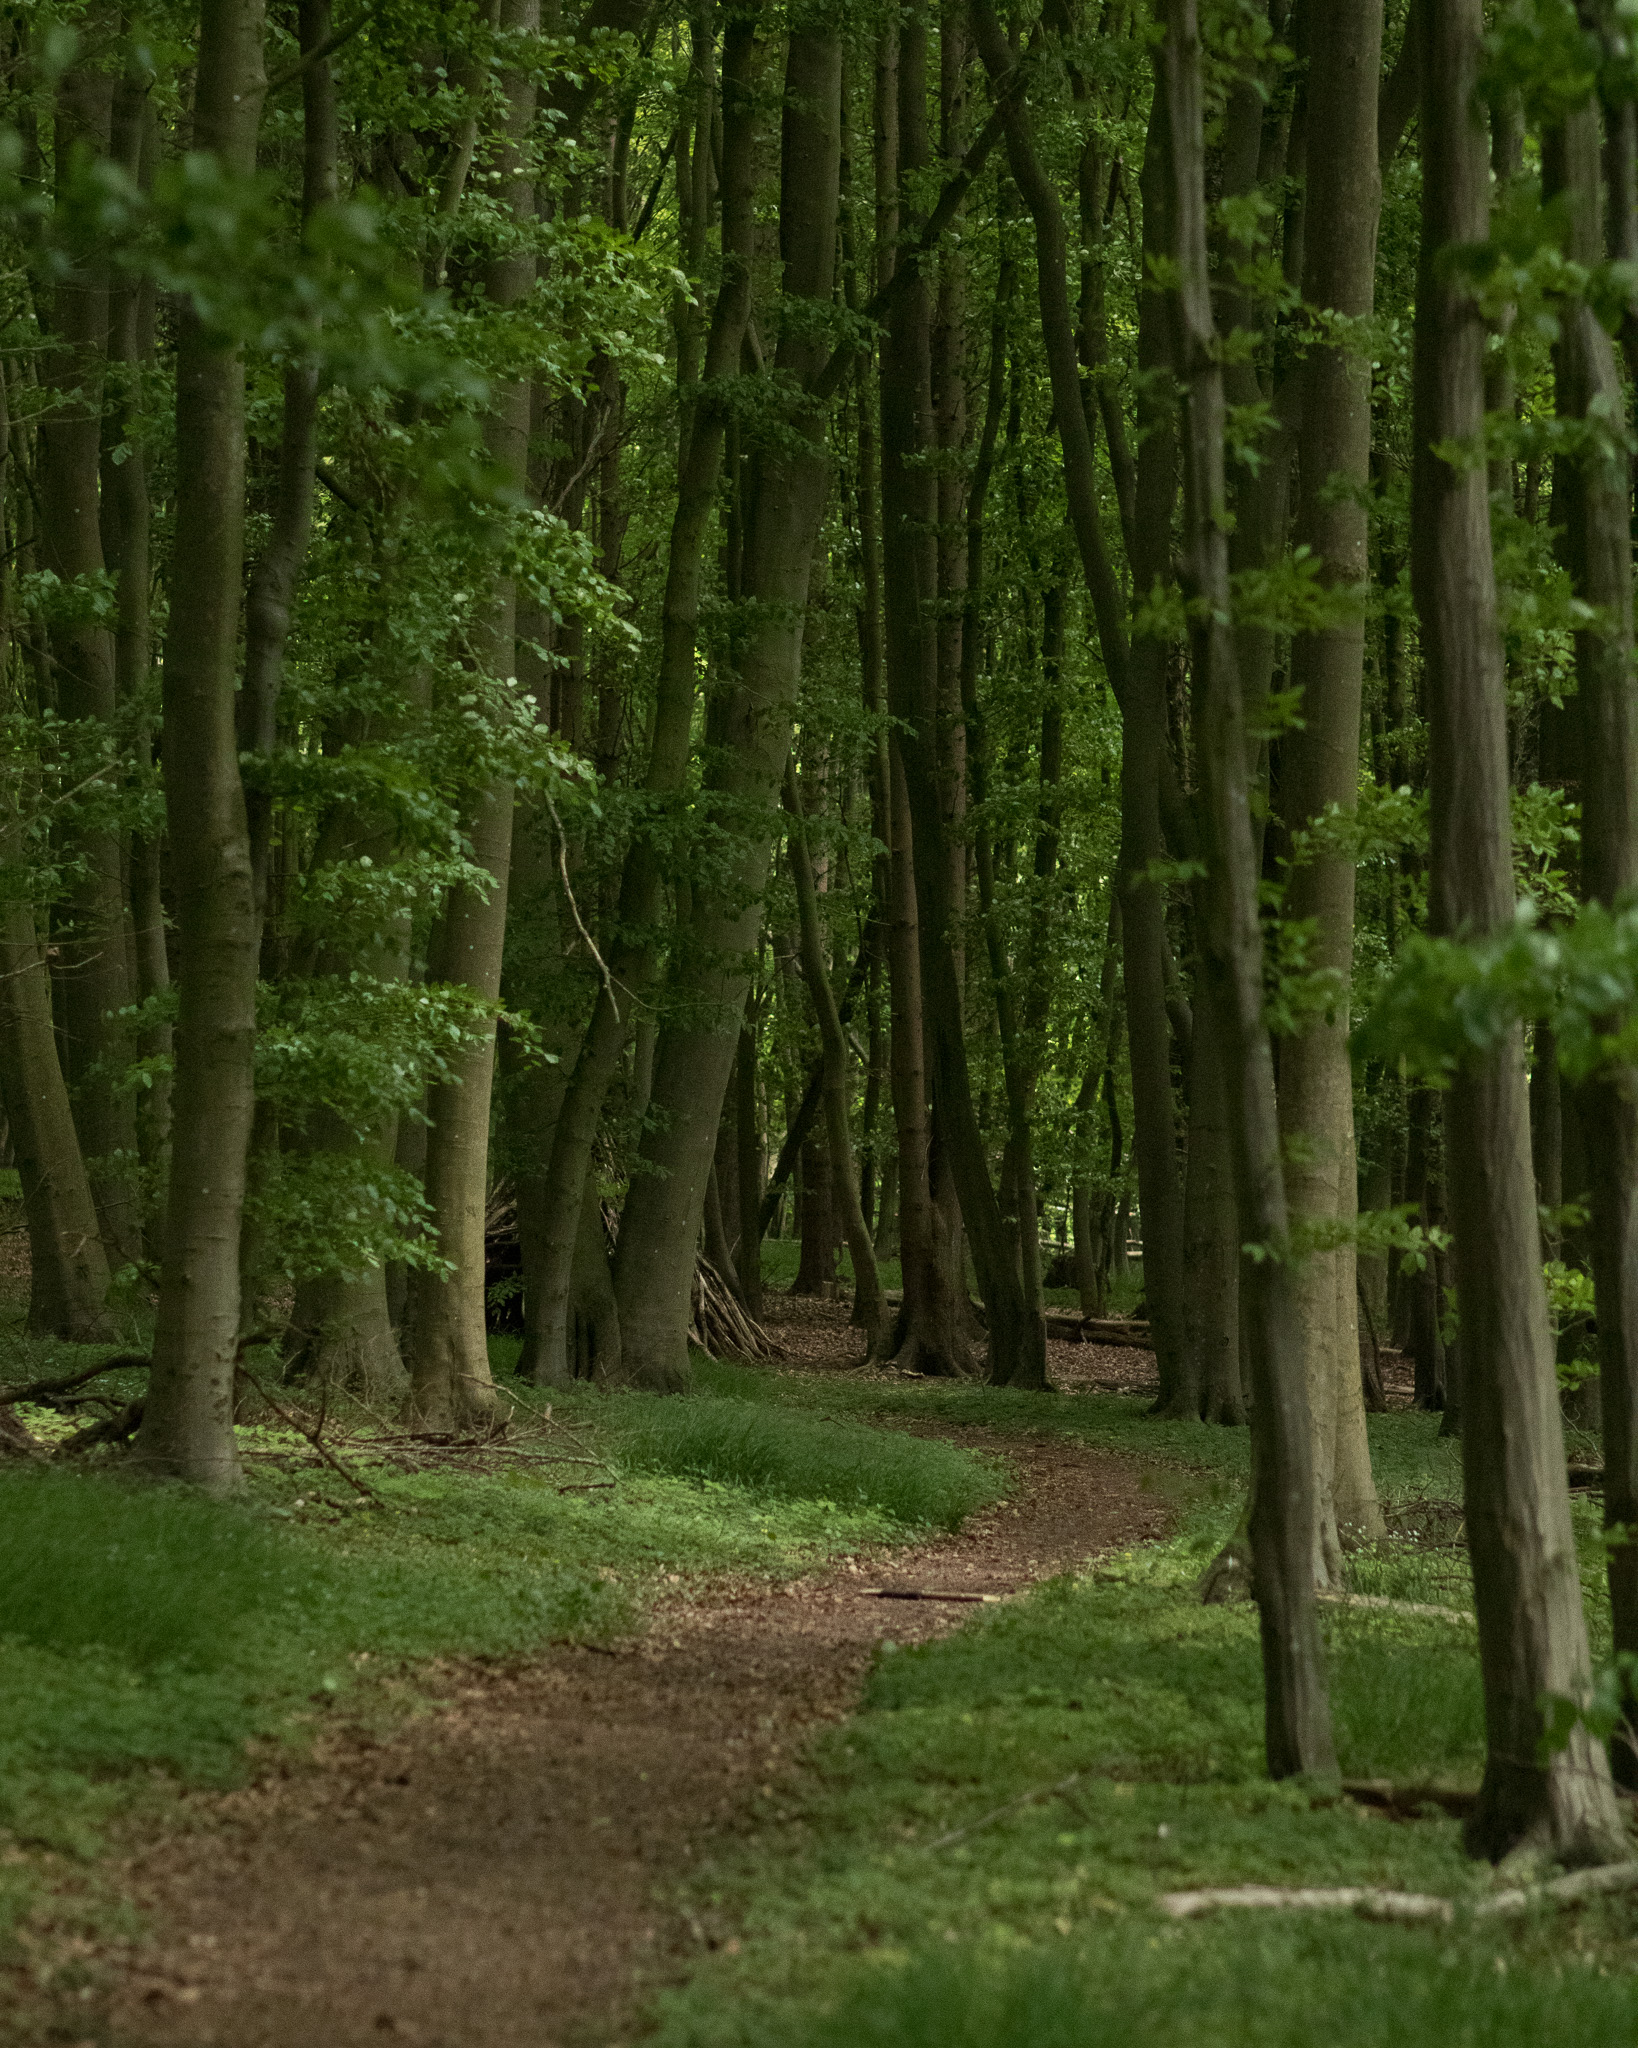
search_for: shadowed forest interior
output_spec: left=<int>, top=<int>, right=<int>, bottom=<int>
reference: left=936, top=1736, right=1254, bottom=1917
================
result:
left=8, top=0, right=1638, bottom=2041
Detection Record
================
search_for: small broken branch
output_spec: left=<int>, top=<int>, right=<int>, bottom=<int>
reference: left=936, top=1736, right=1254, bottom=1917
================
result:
left=238, top=1366, right=390, bottom=1508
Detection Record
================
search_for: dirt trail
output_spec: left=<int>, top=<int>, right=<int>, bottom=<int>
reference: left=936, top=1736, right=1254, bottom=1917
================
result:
left=37, top=1325, right=1179, bottom=2048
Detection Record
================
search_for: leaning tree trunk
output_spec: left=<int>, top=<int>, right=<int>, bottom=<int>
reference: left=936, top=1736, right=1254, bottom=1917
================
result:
left=524, top=7, right=761, bottom=1387
left=406, top=1, right=537, bottom=1431
left=133, top=0, right=268, bottom=1491
left=1276, top=0, right=1387, bottom=1573
left=1547, top=96, right=1638, bottom=1790
left=611, top=26, right=843, bottom=1390
left=1414, top=0, right=1623, bottom=1864
left=1163, top=0, right=1336, bottom=1781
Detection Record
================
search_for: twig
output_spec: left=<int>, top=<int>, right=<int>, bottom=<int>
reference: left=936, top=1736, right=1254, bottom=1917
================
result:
left=237, top=1366, right=390, bottom=1508
left=544, top=787, right=622, bottom=1022
left=925, top=1772, right=1087, bottom=1852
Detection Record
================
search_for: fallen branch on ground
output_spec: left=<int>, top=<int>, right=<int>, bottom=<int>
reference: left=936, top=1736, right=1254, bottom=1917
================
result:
left=925, top=1772, right=1090, bottom=1851
left=0, top=1354, right=150, bottom=1408
left=1161, top=1861, right=1638, bottom=1923
left=1315, top=1590, right=1474, bottom=1625
left=238, top=1367, right=390, bottom=1508
left=863, top=1588, right=1002, bottom=1604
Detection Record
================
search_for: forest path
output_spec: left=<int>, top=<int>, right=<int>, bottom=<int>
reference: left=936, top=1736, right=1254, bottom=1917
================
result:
left=88, top=1411, right=1176, bottom=2048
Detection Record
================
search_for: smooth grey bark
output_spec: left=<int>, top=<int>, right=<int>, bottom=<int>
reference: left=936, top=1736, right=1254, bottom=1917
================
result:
left=1163, top=0, right=1337, bottom=1781
left=1277, top=0, right=1387, bottom=1572
left=1413, top=0, right=1622, bottom=1864
left=134, top=0, right=269, bottom=1490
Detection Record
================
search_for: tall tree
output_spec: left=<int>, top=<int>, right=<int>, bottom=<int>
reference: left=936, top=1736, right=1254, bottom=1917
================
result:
left=1163, top=0, right=1336, bottom=1780
left=132, top=0, right=270, bottom=1489
left=1413, top=0, right=1622, bottom=1863
left=1276, top=0, right=1387, bottom=1571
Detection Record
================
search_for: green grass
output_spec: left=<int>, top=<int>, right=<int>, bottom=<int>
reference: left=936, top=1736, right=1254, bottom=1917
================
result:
left=633, top=1367, right=1632, bottom=2048
left=0, top=1318, right=1009, bottom=1942
left=604, top=1386, right=1004, bottom=1530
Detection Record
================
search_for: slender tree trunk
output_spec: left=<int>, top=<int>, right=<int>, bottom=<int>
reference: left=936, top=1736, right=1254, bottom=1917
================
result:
left=785, top=759, right=885, bottom=1348
left=1163, top=0, right=1337, bottom=1781
left=1547, top=98, right=1638, bottom=1790
left=1414, top=0, right=1622, bottom=1864
left=1125, top=75, right=1190, bottom=1410
left=39, top=51, right=141, bottom=1263
left=1276, top=0, right=1387, bottom=1573
left=102, top=76, right=169, bottom=1194
left=133, top=0, right=269, bottom=1490
left=406, top=0, right=538, bottom=1429
left=886, top=17, right=1039, bottom=1390
left=241, top=0, right=334, bottom=930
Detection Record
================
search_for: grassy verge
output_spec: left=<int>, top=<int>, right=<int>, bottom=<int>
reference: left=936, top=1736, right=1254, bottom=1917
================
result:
left=0, top=1315, right=1003, bottom=1949
left=636, top=1370, right=1635, bottom=2048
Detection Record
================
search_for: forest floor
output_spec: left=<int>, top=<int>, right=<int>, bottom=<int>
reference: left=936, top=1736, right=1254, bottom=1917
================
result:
left=7, top=1281, right=1637, bottom=2048
left=1, top=1294, right=1174, bottom=2048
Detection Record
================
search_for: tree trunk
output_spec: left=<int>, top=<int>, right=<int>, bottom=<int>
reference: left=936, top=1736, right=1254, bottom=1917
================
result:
left=405, top=0, right=538, bottom=1430
left=611, top=26, right=842, bottom=1390
left=1276, top=0, right=1387, bottom=1573
left=885, top=16, right=1039, bottom=1390
left=133, top=0, right=268, bottom=1491
left=1163, top=0, right=1337, bottom=1781
left=1413, top=0, right=1622, bottom=1863
left=524, top=6, right=762, bottom=1386
left=1125, top=71, right=1191, bottom=1412
left=785, top=759, right=886, bottom=1348
left=39, top=51, right=141, bottom=1264
left=1547, top=97, right=1638, bottom=1791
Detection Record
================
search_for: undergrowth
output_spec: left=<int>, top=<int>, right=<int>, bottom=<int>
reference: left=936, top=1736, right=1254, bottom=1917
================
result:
left=0, top=1314, right=1004, bottom=1946
left=647, top=1518, right=1630, bottom=2048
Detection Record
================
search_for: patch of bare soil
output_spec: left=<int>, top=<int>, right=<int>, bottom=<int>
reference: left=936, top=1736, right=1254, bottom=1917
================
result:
left=23, top=1301, right=1180, bottom=2048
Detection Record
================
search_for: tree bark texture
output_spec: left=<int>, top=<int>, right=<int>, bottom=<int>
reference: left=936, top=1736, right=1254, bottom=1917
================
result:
left=1547, top=99, right=1638, bottom=1791
left=1163, top=0, right=1337, bottom=1782
left=133, top=0, right=268, bottom=1490
left=1414, top=0, right=1623, bottom=1864
left=1277, top=0, right=1387, bottom=1574
left=611, top=27, right=842, bottom=1389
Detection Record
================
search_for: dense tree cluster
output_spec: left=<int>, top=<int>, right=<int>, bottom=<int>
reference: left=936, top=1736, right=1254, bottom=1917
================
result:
left=6, top=0, right=1638, bottom=1866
